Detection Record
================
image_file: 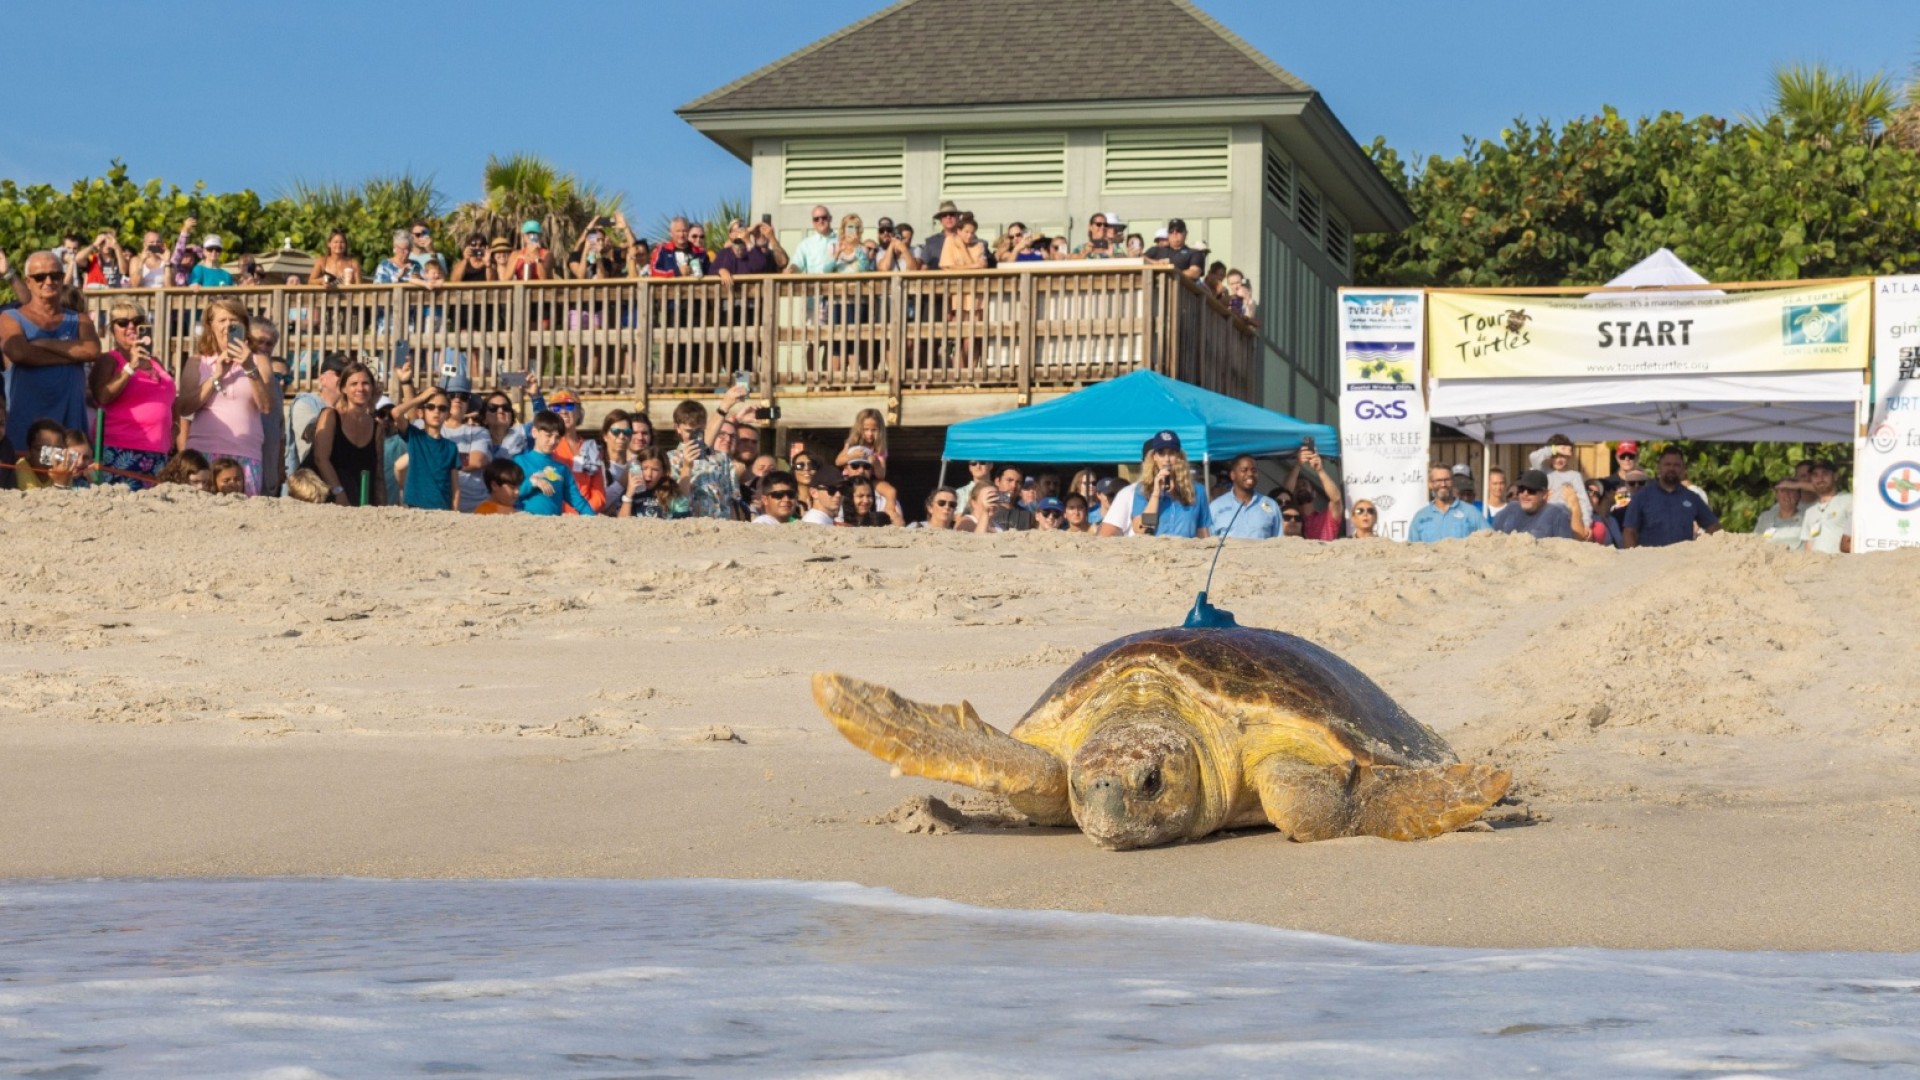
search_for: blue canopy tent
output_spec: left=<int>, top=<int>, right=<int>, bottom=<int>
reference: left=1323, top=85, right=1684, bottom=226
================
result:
left=940, top=371, right=1337, bottom=480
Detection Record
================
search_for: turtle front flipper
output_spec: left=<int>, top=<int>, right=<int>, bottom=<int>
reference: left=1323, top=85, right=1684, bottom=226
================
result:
left=1250, top=757, right=1510, bottom=842
left=812, top=674, right=1070, bottom=820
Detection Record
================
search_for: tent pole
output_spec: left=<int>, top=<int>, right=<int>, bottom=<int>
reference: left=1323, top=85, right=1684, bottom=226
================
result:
left=1481, top=439, right=1491, bottom=500
left=1202, top=452, right=1210, bottom=498
left=939, top=458, right=949, bottom=488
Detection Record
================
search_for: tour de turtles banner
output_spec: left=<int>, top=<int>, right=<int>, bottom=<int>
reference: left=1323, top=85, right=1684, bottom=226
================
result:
left=1337, top=289, right=1430, bottom=541
left=1859, top=276, right=1920, bottom=551
left=1426, top=280, right=1872, bottom=380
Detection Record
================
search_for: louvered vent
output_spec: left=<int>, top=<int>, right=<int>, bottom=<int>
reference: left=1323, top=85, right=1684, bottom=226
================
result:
left=1103, top=128, right=1230, bottom=194
left=782, top=137, right=906, bottom=202
left=941, top=133, right=1066, bottom=197
left=1295, top=179, right=1323, bottom=244
left=1324, top=210, right=1350, bottom=271
left=1263, top=146, right=1294, bottom=213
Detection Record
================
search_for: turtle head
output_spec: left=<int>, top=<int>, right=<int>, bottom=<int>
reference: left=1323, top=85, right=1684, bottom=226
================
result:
left=1068, top=721, right=1202, bottom=851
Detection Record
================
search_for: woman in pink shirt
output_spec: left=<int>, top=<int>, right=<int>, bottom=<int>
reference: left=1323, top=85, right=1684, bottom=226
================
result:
left=89, top=301, right=178, bottom=489
left=174, top=298, right=272, bottom=495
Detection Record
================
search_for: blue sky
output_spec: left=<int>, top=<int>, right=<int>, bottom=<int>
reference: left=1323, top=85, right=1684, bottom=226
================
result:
left=8, top=1, right=1913, bottom=226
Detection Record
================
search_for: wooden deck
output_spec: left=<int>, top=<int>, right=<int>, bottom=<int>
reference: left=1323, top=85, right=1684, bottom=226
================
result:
left=79, top=266, right=1258, bottom=427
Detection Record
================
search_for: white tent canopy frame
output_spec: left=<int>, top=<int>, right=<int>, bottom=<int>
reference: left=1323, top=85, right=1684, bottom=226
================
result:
left=1425, top=252, right=1867, bottom=448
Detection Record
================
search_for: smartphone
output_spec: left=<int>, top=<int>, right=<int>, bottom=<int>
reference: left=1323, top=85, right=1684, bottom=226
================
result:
left=753, top=406, right=779, bottom=422
left=440, top=362, right=460, bottom=379
left=136, top=329, right=153, bottom=349
left=499, top=371, right=528, bottom=390
left=37, top=445, right=64, bottom=467
left=761, top=213, right=773, bottom=226
left=1300, top=435, right=1316, bottom=453
left=226, top=324, right=244, bottom=345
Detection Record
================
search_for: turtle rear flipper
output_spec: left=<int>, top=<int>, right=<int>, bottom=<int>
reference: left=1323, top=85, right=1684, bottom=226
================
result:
left=1251, top=758, right=1510, bottom=842
left=812, top=674, right=1070, bottom=819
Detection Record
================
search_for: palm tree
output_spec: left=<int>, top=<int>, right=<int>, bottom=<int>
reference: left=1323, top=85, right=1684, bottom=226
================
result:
left=1889, top=46, right=1920, bottom=151
left=278, top=171, right=444, bottom=261
left=443, top=154, right=623, bottom=257
left=1754, top=63, right=1901, bottom=144
left=652, top=195, right=751, bottom=249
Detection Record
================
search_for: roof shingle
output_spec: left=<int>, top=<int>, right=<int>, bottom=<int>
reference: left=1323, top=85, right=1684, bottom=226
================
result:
left=680, top=0, right=1313, bottom=114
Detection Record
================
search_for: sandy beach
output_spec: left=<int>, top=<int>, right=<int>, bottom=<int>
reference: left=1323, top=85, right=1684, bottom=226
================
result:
left=3, top=486, right=1917, bottom=952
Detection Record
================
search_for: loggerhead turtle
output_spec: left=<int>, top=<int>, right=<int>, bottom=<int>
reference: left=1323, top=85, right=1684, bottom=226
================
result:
left=812, top=626, right=1510, bottom=850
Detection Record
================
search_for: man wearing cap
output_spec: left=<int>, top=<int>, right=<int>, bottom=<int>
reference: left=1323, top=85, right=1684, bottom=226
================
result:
left=801, top=463, right=844, bottom=525
left=1621, top=446, right=1721, bottom=548
left=1609, top=441, right=1641, bottom=481
left=874, top=217, right=920, bottom=271
left=1209, top=454, right=1284, bottom=539
left=1754, top=475, right=1805, bottom=548
left=1408, top=466, right=1491, bottom=542
left=1145, top=219, right=1207, bottom=280
left=1491, top=469, right=1576, bottom=540
left=917, top=201, right=962, bottom=273
left=288, top=353, right=349, bottom=480
left=188, top=235, right=234, bottom=287
left=1798, top=459, right=1852, bottom=554
left=1527, top=434, right=1591, bottom=537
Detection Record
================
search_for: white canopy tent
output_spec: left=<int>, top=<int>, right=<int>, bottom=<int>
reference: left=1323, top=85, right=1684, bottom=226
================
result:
left=1428, top=250, right=1865, bottom=444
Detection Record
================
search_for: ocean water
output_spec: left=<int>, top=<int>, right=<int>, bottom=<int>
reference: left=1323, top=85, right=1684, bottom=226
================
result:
left=2, top=879, right=1919, bottom=1079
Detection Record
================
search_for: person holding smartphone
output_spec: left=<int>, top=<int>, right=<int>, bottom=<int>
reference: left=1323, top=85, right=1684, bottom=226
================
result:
left=91, top=301, right=178, bottom=489
left=175, top=298, right=272, bottom=495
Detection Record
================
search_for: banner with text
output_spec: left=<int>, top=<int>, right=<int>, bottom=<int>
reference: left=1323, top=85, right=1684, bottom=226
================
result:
left=1859, top=276, right=1920, bottom=552
left=1338, top=290, right=1430, bottom=541
left=1428, top=281, right=1872, bottom=380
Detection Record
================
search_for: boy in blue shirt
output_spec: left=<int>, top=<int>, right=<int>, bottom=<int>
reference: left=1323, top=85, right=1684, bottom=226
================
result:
left=513, top=410, right=597, bottom=516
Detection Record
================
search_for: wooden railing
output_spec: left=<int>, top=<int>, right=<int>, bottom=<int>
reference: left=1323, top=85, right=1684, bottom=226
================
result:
left=77, top=266, right=1259, bottom=410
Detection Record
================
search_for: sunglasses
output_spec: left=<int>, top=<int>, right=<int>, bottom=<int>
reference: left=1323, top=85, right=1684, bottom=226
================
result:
left=845, top=462, right=872, bottom=471
left=1515, top=486, right=1543, bottom=495
left=1626, top=480, right=1647, bottom=488
left=552, top=404, right=579, bottom=412
left=766, top=490, right=797, bottom=499
left=1281, top=513, right=1302, bottom=522
left=28, top=272, right=61, bottom=283
left=112, top=318, right=146, bottom=328
left=812, top=214, right=831, bottom=222
left=422, top=403, right=450, bottom=413
left=607, top=427, right=632, bottom=436
left=1353, top=508, right=1377, bottom=516
left=1036, top=510, right=1061, bottom=517
left=793, top=461, right=815, bottom=470
left=932, top=499, right=956, bottom=508
left=485, top=404, right=514, bottom=414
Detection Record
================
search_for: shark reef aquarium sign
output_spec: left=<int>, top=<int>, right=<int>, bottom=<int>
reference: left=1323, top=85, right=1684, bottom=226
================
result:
left=1426, top=281, right=1870, bottom=380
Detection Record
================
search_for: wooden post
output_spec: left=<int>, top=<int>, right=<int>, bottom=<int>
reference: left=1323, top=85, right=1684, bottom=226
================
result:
left=635, top=279, right=653, bottom=415
left=509, top=282, right=530, bottom=408
left=1017, top=271, right=1035, bottom=406
left=887, top=273, right=907, bottom=423
left=760, top=276, right=778, bottom=409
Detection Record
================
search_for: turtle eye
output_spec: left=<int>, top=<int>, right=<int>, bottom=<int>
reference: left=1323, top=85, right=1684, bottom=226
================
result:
left=1138, top=766, right=1163, bottom=799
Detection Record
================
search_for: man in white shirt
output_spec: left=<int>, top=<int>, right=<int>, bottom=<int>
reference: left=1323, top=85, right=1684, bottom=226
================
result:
left=802, top=464, right=843, bottom=525
left=1799, top=458, right=1852, bottom=554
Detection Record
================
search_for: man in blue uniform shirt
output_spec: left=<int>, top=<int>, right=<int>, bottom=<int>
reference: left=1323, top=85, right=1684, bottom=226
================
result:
left=1208, top=455, right=1283, bottom=539
left=1622, top=446, right=1719, bottom=547
left=1408, top=465, right=1490, bottom=542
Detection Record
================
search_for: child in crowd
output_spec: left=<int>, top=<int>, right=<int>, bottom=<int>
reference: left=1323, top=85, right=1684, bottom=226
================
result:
left=512, top=411, right=596, bottom=516
left=210, top=458, right=247, bottom=495
left=389, top=383, right=461, bottom=511
left=15, top=420, right=76, bottom=490
left=285, top=469, right=330, bottom=504
left=837, top=407, right=889, bottom=479
left=474, top=458, right=524, bottom=515
left=154, top=449, right=214, bottom=491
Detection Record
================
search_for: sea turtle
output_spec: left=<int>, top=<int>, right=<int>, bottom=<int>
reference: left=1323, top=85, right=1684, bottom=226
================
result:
left=812, top=626, right=1510, bottom=851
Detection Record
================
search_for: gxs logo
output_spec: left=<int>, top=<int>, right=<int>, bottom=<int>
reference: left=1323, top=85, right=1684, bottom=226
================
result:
left=1352, top=399, right=1408, bottom=421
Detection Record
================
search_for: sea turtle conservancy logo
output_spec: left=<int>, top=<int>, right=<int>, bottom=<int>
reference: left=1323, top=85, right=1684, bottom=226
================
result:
left=1344, top=341, right=1416, bottom=390
left=1783, top=303, right=1848, bottom=346
left=1342, top=294, right=1420, bottom=332
left=1880, top=462, right=1920, bottom=512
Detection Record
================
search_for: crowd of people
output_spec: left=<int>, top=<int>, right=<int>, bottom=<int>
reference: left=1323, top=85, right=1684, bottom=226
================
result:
left=1409, top=437, right=1852, bottom=554
left=32, top=203, right=1260, bottom=322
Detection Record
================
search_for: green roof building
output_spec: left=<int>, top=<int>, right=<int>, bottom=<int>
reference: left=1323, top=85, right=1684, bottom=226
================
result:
left=679, top=0, right=1410, bottom=423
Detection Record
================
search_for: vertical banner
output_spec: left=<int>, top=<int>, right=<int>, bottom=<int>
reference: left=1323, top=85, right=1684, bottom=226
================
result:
left=1337, top=290, right=1430, bottom=541
left=1859, top=276, right=1920, bottom=551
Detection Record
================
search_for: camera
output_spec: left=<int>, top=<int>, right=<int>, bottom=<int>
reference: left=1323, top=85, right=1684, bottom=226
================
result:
left=37, top=445, right=66, bottom=467
left=753, top=406, right=780, bottom=422
left=1300, top=435, right=1316, bottom=453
